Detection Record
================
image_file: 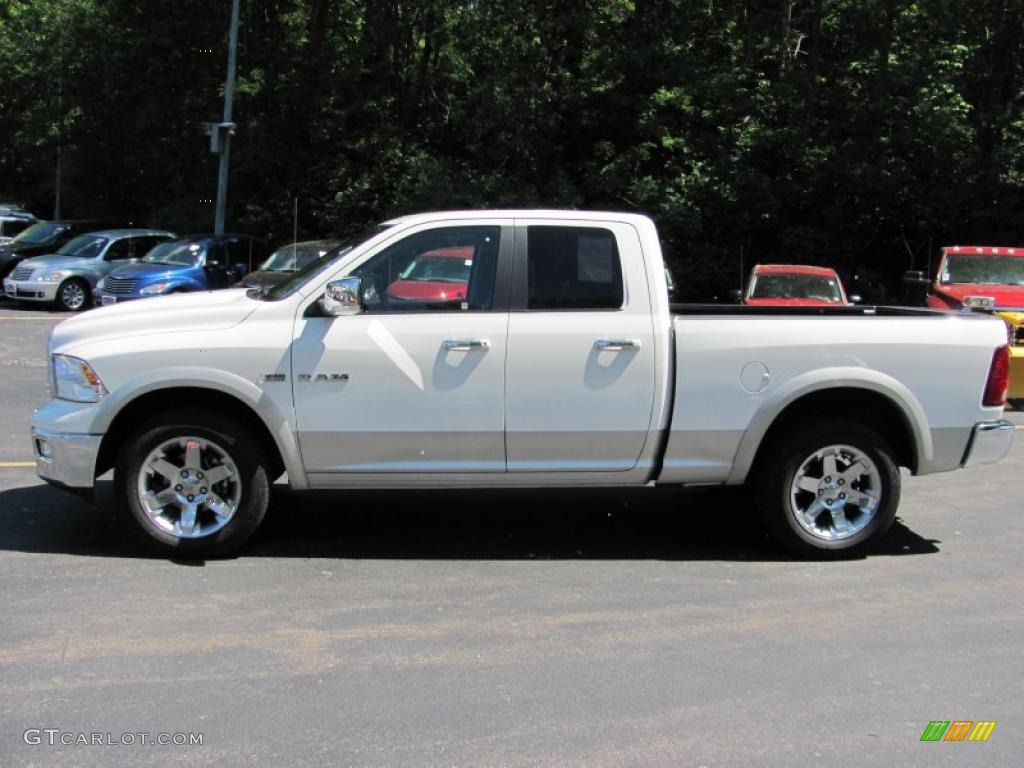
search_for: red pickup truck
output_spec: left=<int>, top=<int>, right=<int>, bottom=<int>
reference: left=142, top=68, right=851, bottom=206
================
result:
left=905, top=245, right=1024, bottom=408
left=743, top=264, right=853, bottom=306
left=386, top=246, right=473, bottom=303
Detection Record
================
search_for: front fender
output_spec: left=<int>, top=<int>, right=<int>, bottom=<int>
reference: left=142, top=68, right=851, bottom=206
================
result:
left=157, top=279, right=201, bottom=293
left=725, top=366, right=932, bottom=485
left=93, top=367, right=307, bottom=489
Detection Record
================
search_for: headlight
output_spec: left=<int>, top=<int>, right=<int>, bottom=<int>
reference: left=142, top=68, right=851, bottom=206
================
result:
left=139, top=282, right=170, bottom=295
left=52, top=354, right=107, bottom=402
left=43, top=270, right=69, bottom=282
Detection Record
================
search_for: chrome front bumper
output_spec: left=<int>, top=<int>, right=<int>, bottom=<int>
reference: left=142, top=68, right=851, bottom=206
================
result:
left=4, top=279, right=59, bottom=301
left=31, top=427, right=102, bottom=488
left=961, top=420, right=1015, bottom=468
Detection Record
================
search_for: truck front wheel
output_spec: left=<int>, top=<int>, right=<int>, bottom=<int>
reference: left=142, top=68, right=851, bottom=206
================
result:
left=115, top=408, right=270, bottom=557
left=753, top=420, right=900, bottom=558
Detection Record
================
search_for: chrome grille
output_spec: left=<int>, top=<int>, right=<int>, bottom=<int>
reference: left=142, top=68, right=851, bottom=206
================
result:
left=104, top=275, right=138, bottom=294
left=9, top=265, right=34, bottom=281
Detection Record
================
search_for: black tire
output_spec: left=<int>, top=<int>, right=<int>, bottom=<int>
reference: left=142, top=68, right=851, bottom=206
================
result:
left=56, top=278, right=90, bottom=311
left=114, top=408, right=270, bottom=557
left=753, top=420, right=900, bottom=558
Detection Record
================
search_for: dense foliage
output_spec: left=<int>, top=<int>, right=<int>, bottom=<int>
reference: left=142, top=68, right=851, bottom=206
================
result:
left=1, top=1, right=1022, bottom=300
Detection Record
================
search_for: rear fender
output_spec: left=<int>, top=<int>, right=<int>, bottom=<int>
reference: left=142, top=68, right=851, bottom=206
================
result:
left=726, top=367, right=931, bottom=485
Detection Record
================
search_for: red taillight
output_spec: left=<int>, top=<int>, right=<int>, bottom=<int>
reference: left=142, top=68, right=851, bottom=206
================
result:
left=983, top=345, right=1010, bottom=407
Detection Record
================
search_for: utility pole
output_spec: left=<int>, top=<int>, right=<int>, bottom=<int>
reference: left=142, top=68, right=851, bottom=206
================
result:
left=54, top=73, right=63, bottom=219
left=214, top=0, right=241, bottom=234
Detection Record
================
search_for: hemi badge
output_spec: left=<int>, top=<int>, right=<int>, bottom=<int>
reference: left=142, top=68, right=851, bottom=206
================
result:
left=259, top=373, right=287, bottom=383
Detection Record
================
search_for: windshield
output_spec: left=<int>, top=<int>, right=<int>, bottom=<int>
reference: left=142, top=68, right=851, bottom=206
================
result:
left=398, top=252, right=473, bottom=283
left=261, top=226, right=392, bottom=301
left=57, top=234, right=108, bottom=258
left=749, top=273, right=843, bottom=302
left=941, top=255, right=1024, bottom=286
left=143, top=240, right=206, bottom=267
left=260, top=245, right=329, bottom=272
left=10, top=221, right=68, bottom=245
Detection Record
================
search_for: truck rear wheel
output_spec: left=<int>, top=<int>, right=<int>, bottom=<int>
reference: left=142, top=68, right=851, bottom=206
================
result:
left=115, top=408, right=270, bottom=557
left=753, top=420, right=900, bottom=558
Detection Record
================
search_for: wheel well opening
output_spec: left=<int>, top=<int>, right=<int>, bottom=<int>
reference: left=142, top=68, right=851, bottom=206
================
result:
left=96, top=388, right=286, bottom=480
left=750, top=388, right=918, bottom=477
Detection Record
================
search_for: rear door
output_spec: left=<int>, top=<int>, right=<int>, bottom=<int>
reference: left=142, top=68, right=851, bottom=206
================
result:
left=203, top=240, right=231, bottom=287
left=505, top=220, right=657, bottom=472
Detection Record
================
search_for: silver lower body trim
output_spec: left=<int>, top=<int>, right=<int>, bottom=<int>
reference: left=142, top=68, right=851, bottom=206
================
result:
left=31, top=428, right=102, bottom=488
left=961, top=420, right=1014, bottom=468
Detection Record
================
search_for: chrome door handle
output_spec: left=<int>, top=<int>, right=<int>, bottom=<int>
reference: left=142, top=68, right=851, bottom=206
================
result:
left=443, top=338, right=491, bottom=351
left=594, top=338, right=641, bottom=351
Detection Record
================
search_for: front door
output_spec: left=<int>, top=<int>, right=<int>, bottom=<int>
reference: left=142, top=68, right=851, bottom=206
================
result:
left=292, top=222, right=511, bottom=474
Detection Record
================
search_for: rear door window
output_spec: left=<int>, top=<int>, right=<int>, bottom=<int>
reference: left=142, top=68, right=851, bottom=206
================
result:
left=104, top=238, right=132, bottom=261
left=128, top=236, right=168, bottom=258
left=526, top=226, right=623, bottom=310
left=223, top=237, right=258, bottom=271
left=1, top=219, right=34, bottom=238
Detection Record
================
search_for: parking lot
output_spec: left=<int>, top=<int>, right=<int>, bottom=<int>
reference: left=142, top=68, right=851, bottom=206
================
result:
left=1, top=298, right=1021, bottom=767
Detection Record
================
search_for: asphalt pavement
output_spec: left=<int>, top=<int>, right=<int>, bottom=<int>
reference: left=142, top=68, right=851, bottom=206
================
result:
left=0, top=298, right=1021, bottom=767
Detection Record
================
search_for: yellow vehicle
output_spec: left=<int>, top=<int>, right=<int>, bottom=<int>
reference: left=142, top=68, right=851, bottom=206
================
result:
left=906, top=245, right=1024, bottom=408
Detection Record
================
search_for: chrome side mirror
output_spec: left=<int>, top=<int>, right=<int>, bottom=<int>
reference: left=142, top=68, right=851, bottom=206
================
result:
left=849, top=294, right=862, bottom=304
left=320, top=276, right=363, bottom=316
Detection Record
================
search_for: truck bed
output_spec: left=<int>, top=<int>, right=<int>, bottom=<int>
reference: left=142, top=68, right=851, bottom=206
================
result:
left=660, top=303, right=1007, bottom=486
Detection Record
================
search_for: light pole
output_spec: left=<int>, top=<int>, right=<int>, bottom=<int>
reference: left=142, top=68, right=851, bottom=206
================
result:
left=214, top=0, right=241, bottom=234
left=54, top=73, right=62, bottom=219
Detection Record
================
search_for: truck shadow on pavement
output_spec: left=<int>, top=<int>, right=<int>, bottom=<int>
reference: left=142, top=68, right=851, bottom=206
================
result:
left=0, top=481, right=941, bottom=562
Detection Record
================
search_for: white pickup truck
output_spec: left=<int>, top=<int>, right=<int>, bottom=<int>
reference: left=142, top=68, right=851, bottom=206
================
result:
left=31, top=210, right=1015, bottom=557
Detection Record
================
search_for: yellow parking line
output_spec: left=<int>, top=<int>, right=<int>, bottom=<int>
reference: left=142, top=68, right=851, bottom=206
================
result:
left=0, top=461, right=36, bottom=467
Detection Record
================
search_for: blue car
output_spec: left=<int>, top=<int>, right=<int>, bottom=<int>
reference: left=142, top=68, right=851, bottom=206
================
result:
left=96, top=233, right=267, bottom=305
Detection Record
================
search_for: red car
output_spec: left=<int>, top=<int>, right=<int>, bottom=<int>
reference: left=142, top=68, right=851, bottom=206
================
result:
left=915, top=245, right=1024, bottom=312
left=386, top=246, right=473, bottom=302
left=743, top=264, right=852, bottom=306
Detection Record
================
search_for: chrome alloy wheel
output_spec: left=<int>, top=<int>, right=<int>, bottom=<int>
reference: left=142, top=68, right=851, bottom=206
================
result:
left=136, top=436, right=241, bottom=539
left=60, top=281, right=86, bottom=310
left=789, top=444, right=882, bottom=541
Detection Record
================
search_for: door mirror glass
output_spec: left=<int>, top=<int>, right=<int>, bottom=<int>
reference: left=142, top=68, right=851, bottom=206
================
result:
left=902, top=270, right=929, bottom=285
left=321, top=276, right=364, bottom=316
